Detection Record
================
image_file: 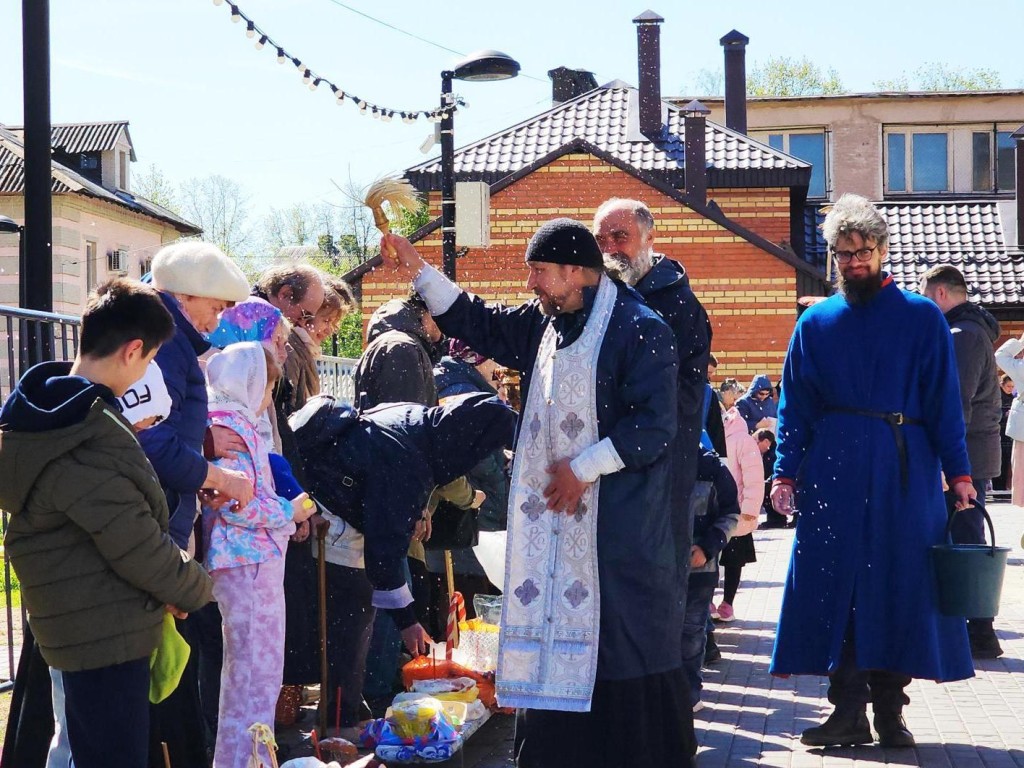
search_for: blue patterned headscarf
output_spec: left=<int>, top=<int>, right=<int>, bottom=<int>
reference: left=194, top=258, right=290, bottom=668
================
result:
left=207, top=297, right=285, bottom=349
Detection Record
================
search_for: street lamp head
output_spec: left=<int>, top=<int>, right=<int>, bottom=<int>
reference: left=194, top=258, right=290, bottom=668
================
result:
left=0, top=215, right=20, bottom=234
left=451, top=50, right=521, bottom=82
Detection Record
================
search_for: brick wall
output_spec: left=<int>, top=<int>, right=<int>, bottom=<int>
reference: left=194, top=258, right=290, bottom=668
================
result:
left=360, top=152, right=800, bottom=383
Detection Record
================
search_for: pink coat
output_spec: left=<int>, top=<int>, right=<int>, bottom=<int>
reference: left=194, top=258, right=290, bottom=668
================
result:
left=723, top=407, right=764, bottom=535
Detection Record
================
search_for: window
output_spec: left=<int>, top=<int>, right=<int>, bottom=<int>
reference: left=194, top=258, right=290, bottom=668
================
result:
left=85, top=240, right=98, bottom=292
left=996, top=131, right=1016, bottom=192
left=887, top=124, right=1017, bottom=196
left=760, top=130, right=828, bottom=198
left=119, top=152, right=128, bottom=190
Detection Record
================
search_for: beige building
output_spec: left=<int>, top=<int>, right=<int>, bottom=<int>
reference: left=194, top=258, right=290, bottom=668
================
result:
left=692, top=90, right=1024, bottom=203
left=0, top=121, right=199, bottom=314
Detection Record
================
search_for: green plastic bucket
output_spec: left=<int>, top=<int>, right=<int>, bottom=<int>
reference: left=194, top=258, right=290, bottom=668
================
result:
left=931, top=500, right=1009, bottom=618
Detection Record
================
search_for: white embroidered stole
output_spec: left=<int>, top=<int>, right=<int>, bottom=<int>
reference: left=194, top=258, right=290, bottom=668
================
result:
left=496, top=275, right=616, bottom=712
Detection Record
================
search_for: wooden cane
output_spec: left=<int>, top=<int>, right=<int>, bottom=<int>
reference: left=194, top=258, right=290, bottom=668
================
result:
left=316, top=520, right=330, bottom=739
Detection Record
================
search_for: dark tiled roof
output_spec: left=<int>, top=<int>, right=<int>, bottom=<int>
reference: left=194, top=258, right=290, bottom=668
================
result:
left=405, top=85, right=810, bottom=191
left=0, top=127, right=198, bottom=234
left=805, top=200, right=1024, bottom=306
left=7, top=120, right=137, bottom=160
left=881, top=200, right=1023, bottom=305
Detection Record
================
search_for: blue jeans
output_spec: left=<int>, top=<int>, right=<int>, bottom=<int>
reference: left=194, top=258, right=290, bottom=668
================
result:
left=681, top=578, right=716, bottom=708
left=363, top=559, right=413, bottom=702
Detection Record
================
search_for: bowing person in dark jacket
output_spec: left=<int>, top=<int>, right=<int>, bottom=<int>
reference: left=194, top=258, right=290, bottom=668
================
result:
left=289, top=392, right=516, bottom=729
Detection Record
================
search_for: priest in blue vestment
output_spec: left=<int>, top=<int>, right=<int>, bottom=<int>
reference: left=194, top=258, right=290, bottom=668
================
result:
left=380, top=219, right=695, bottom=768
left=770, top=194, right=976, bottom=749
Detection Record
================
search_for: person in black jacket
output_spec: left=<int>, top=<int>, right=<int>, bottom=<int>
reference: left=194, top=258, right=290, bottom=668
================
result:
left=683, top=451, right=740, bottom=712
left=920, top=265, right=1004, bottom=659
left=289, top=392, right=516, bottom=729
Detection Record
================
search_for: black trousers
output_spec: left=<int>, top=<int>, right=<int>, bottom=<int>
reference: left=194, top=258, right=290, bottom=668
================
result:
left=64, top=657, right=150, bottom=768
left=515, top=667, right=696, bottom=768
left=828, top=624, right=910, bottom=714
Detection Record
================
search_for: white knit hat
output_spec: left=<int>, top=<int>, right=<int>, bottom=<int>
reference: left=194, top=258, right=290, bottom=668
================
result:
left=117, top=361, right=173, bottom=427
left=151, top=241, right=250, bottom=303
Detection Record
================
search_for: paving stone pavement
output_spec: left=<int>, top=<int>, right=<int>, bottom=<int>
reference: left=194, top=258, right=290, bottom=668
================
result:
left=469, top=501, right=1024, bottom=768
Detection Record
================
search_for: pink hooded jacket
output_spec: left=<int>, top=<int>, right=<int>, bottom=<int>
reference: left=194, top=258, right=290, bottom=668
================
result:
left=723, top=406, right=764, bottom=535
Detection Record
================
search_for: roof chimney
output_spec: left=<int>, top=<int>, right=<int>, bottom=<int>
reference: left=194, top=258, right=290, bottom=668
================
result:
left=547, top=66, right=599, bottom=106
left=720, top=29, right=749, bottom=134
left=683, top=100, right=711, bottom=206
left=1015, top=125, right=1024, bottom=251
left=633, top=11, right=664, bottom=140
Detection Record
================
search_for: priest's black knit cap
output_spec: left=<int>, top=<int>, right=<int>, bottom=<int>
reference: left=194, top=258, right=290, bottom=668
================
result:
left=525, top=218, right=603, bottom=268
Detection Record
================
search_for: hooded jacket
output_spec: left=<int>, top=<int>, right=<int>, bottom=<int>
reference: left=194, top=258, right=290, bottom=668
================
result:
left=723, top=407, right=765, bottom=534
left=289, top=392, right=516, bottom=629
left=689, top=451, right=740, bottom=588
left=0, top=362, right=213, bottom=671
left=945, top=301, right=1002, bottom=478
left=354, top=299, right=439, bottom=410
left=736, top=373, right=777, bottom=433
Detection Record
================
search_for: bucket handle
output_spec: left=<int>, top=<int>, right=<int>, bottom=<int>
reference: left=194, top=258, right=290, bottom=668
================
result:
left=944, top=497, right=998, bottom=556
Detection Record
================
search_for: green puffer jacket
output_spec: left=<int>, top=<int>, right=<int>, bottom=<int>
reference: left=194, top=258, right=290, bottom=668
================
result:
left=0, top=398, right=213, bottom=671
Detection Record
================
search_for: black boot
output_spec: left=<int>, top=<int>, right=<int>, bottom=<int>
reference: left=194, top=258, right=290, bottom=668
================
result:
left=968, top=619, right=1003, bottom=660
left=800, top=707, right=872, bottom=747
left=873, top=710, right=915, bottom=748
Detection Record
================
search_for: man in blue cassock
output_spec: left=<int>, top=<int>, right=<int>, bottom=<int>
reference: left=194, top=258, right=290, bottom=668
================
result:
left=770, top=194, right=976, bottom=749
left=381, top=219, right=694, bottom=768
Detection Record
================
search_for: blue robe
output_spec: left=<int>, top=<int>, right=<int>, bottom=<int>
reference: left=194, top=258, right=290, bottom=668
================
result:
left=770, top=277, right=974, bottom=682
left=434, top=282, right=680, bottom=680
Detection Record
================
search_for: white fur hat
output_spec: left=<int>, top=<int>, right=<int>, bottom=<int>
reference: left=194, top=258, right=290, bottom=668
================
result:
left=151, top=241, right=250, bottom=303
left=117, top=361, right=173, bottom=427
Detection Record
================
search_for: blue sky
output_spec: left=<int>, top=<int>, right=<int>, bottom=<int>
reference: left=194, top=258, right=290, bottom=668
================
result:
left=1, top=0, right=1022, bottom=223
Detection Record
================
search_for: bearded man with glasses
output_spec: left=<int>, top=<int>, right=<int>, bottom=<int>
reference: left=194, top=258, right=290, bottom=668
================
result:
left=768, top=194, right=976, bottom=749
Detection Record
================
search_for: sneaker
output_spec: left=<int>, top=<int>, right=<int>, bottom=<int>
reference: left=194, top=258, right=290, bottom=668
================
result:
left=716, top=602, right=735, bottom=622
left=709, top=602, right=720, bottom=620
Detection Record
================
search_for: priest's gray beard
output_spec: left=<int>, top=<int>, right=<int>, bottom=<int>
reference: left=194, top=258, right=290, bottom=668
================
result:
left=837, top=269, right=884, bottom=305
left=603, top=248, right=653, bottom=286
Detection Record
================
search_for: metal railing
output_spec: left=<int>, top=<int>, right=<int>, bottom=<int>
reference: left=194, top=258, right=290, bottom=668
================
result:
left=0, top=305, right=81, bottom=691
left=316, top=355, right=358, bottom=404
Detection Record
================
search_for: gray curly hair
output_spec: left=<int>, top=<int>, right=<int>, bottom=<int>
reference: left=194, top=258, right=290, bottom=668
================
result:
left=821, top=193, right=888, bottom=250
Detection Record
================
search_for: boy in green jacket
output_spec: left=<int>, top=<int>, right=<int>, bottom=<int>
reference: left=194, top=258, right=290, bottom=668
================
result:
left=0, top=278, right=214, bottom=768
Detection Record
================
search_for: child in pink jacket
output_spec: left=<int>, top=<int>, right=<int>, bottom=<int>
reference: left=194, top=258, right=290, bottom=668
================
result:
left=715, top=406, right=764, bottom=621
left=202, top=342, right=314, bottom=767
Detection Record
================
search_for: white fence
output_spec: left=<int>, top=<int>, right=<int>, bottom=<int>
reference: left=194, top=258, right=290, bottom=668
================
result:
left=316, top=355, right=358, bottom=404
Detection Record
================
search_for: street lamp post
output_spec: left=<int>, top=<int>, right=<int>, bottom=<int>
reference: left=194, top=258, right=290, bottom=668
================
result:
left=440, top=49, right=520, bottom=280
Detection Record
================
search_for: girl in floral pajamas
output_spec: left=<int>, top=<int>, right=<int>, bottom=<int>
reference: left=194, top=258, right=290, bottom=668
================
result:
left=202, top=342, right=314, bottom=767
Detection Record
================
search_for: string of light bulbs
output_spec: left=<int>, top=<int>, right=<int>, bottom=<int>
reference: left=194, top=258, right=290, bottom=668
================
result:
left=211, top=0, right=460, bottom=123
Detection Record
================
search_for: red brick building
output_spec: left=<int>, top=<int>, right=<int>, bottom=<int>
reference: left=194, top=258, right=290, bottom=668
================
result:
left=351, top=16, right=827, bottom=383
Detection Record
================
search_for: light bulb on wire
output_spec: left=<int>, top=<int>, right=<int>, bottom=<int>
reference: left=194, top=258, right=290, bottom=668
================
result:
left=245, top=21, right=256, bottom=38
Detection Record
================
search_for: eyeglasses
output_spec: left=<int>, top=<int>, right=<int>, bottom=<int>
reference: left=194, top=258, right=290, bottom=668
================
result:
left=831, top=245, right=878, bottom=264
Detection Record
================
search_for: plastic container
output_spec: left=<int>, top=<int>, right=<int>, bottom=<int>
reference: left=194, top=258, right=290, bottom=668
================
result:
left=473, top=594, right=503, bottom=625
left=931, top=500, right=1009, bottom=618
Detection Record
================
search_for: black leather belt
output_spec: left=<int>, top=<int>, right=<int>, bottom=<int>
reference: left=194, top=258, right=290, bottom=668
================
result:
left=827, top=407, right=924, bottom=490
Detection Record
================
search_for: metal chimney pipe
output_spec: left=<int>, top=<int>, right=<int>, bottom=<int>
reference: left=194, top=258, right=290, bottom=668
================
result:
left=720, top=29, right=749, bottom=134
left=633, top=11, right=664, bottom=140
left=683, top=100, right=711, bottom=206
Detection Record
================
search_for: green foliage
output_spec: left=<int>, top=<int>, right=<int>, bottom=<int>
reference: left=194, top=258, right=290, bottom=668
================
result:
left=393, top=199, right=431, bottom=237
left=324, top=311, right=364, bottom=358
left=915, top=63, right=1002, bottom=91
left=748, top=56, right=844, bottom=97
left=874, top=64, right=1002, bottom=92
left=874, top=74, right=911, bottom=91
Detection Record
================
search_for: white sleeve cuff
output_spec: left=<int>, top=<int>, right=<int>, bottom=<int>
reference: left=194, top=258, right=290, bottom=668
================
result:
left=372, top=583, right=414, bottom=609
left=412, top=263, right=462, bottom=315
left=570, top=438, right=626, bottom=484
